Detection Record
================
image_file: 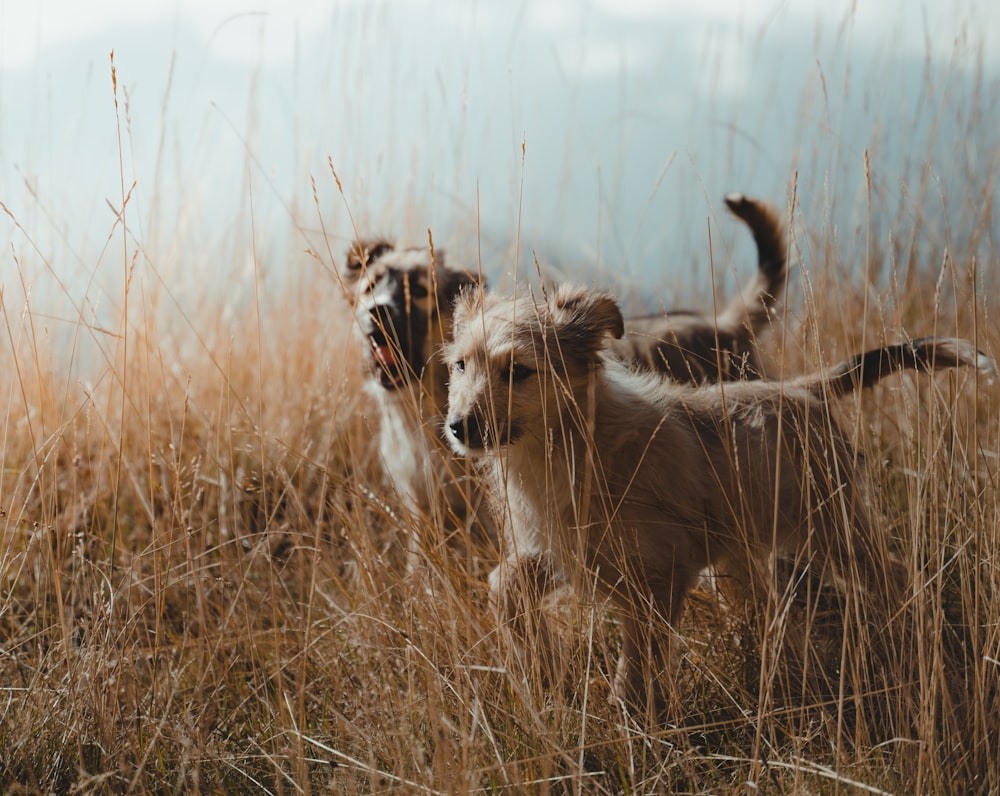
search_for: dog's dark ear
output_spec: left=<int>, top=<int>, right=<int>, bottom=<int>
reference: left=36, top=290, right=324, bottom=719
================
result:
left=437, top=267, right=485, bottom=306
left=550, top=285, right=625, bottom=344
left=344, top=239, right=394, bottom=275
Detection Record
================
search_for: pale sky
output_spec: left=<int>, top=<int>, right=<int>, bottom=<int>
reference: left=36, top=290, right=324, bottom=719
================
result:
left=2, top=0, right=998, bottom=310
left=4, top=1, right=997, bottom=71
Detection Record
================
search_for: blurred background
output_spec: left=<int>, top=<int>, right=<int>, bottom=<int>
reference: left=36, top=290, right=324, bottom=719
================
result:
left=1, top=0, right=998, bottom=321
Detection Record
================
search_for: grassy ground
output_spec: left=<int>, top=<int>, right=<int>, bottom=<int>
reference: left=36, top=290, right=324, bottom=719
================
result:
left=2, top=176, right=998, bottom=795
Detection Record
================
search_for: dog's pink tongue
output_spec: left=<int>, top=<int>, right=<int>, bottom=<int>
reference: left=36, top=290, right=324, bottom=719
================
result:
left=374, top=344, right=398, bottom=369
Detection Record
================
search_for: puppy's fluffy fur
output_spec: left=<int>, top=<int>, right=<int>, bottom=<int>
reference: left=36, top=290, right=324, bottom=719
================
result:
left=344, top=196, right=785, bottom=565
left=444, top=284, right=994, bottom=710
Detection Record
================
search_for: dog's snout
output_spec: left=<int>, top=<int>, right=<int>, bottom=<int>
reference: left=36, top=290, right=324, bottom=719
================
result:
left=362, top=300, right=407, bottom=347
left=367, top=303, right=393, bottom=331
left=448, top=415, right=485, bottom=449
left=359, top=276, right=428, bottom=344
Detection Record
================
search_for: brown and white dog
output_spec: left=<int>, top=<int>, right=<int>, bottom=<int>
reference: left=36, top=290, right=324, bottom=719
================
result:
left=342, top=239, right=485, bottom=568
left=609, top=193, right=787, bottom=381
left=443, top=284, right=994, bottom=712
left=343, top=195, right=786, bottom=567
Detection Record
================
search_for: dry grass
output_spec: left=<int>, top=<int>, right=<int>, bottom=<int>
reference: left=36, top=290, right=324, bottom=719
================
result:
left=3, top=196, right=998, bottom=795
left=2, top=54, right=1000, bottom=796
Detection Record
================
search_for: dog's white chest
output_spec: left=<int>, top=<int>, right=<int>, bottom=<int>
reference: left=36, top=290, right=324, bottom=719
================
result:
left=373, top=391, right=434, bottom=509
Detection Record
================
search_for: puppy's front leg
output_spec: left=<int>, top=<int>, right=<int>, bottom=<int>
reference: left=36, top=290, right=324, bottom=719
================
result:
left=610, top=574, right=693, bottom=722
left=489, top=552, right=561, bottom=687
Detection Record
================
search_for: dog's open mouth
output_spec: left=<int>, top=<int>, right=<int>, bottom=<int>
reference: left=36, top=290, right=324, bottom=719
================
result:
left=369, top=338, right=408, bottom=390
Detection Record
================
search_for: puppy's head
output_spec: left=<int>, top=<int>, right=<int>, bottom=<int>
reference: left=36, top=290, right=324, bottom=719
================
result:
left=445, top=284, right=624, bottom=454
left=343, top=239, right=477, bottom=391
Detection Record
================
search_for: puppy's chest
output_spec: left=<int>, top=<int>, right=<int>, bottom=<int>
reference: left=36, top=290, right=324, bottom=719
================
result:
left=494, top=453, right=595, bottom=555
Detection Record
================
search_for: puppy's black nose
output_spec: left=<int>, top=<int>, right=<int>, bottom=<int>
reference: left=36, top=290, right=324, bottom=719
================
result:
left=448, top=416, right=484, bottom=449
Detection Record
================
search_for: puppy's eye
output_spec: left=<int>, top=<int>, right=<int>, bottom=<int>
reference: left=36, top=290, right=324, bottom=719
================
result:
left=452, top=360, right=465, bottom=374
left=408, top=281, right=429, bottom=299
left=368, top=243, right=392, bottom=261
left=505, top=363, right=533, bottom=383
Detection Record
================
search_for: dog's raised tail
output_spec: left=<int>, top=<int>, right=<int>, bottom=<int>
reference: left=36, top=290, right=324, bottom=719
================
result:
left=716, top=194, right=787, bottom=335
left=809, top=337, right=996, bottom=397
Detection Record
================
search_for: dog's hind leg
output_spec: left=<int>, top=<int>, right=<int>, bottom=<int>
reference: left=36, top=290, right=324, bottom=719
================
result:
left=795, top=443, right=908, bottom=615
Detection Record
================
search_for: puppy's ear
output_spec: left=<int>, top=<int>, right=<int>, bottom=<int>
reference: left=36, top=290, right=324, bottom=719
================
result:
left=451, top=282, right=487, bottom=332
left=344, top=239, right=394, bottom=275
left=550, top=284, right=625, bottom=343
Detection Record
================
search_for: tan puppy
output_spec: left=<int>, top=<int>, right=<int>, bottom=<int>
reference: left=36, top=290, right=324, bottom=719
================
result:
left=443, top=284, right=993, bottom=711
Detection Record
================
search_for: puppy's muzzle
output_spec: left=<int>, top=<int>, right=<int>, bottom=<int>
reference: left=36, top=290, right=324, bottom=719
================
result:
left=447, top=415, right=486, bottom=450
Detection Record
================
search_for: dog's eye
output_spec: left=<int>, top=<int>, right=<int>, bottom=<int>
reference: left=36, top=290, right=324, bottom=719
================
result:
left=408, top=280, right=429, bottom=299
left=368, top=243, right=392, bottom=261
left=452, top=360, right=465, bottom=374
left=506, top=363, right=533, bottom=383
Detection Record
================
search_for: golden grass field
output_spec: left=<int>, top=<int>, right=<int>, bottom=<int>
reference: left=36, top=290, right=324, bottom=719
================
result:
left=2, top=51, right=1000, bottom=796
